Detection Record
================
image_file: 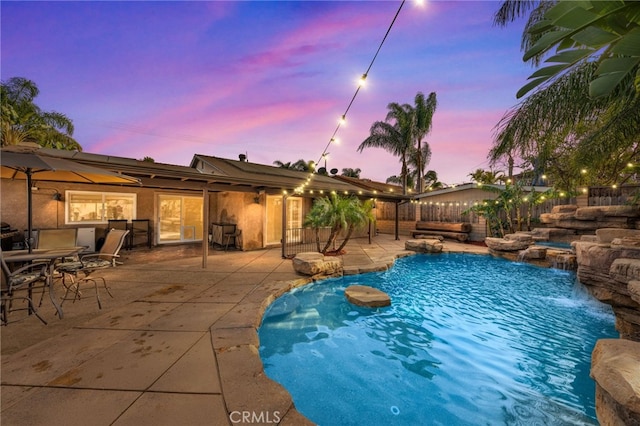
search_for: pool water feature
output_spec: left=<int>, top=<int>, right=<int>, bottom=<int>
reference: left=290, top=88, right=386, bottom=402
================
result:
left=259, top=253, right=617, bottom=425
left=534, top=240, right=573, bottom=250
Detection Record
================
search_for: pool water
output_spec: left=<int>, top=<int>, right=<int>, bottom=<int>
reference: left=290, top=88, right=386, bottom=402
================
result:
left=259, top=253, right=617, bottom=425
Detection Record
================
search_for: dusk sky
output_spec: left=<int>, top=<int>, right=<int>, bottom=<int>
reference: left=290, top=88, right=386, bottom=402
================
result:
left=1, top=1, right=531, bottom=185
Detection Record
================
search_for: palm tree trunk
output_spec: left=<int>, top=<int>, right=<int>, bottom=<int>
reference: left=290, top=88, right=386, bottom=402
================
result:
left=417, top=139, right=423, bottom=193
left=321, top=227, right=339, bottom=254
left=314, top=229, right=321, bottom=253
left=334, top=225, right=354, bottom=253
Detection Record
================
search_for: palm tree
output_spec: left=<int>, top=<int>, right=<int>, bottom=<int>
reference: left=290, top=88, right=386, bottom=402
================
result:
left=359, top=93, right=438, bottom=194
left=423, top=170, right=444, bottom=190
left=273, top=159, right=314, bottom=172
left=1, top=77, right=81, bottom=150
left=490, top=1, right=640, bottom=191
left=468, top=168, right=504, bottom=185
left=513, top=1, right=640, bottom=100
left=273, top=160, right=293, bottom=169
left=407, top=143, right=432, bottom=191
left=358, top=102, right=414, bottom=194
left=386, top=174, right=415, bottom=190
left=303, top=193, right=374, bottom=254
left=413, top=92, right=437, bottom=192
left=341, top=168, right=361, bottom=178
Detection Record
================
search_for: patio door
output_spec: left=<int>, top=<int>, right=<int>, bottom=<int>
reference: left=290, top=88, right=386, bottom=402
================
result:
left=157, top=194, right=203, bottom=244
left=265, top=195, right=302, bottom=245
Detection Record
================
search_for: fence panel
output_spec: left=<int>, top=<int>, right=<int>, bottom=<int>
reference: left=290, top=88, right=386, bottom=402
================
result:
left=375, top=202, right=415, bottom=221
left=283, top=227, right=332, bottom=258
left=588, top=185, right=639, bottom=206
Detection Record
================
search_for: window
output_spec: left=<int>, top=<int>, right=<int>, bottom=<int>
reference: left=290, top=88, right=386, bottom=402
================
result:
left=65, top=190, right=136, bottom=224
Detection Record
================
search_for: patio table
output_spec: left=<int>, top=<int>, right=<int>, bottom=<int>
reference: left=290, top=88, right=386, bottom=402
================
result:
left=3, top=247, right=86, bottom=319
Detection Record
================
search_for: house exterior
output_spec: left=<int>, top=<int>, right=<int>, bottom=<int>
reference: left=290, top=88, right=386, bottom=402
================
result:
left=1, top=147, right=408, bottom=253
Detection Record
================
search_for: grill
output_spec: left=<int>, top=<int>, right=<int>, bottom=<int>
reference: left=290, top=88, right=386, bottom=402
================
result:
left=1, top=222, right=19, bottom=251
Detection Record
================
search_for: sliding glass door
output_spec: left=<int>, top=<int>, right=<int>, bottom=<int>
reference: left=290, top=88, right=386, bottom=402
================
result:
left=157, top=194, right=203, bottom=244
left=265, top=195, right=302, bottom=245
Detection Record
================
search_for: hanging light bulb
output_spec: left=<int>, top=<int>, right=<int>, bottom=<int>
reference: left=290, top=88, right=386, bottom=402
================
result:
left=358, top=73, right=367, bottom=87
left=338, top=115, right=346, bottom=126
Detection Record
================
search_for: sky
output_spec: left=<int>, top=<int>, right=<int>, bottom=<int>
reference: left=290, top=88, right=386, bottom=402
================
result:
left=1, top=0, right=532, bottom=185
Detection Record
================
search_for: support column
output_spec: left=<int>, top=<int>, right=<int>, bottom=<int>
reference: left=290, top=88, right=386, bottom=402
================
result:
left=202, top=187, right=209, bottom=269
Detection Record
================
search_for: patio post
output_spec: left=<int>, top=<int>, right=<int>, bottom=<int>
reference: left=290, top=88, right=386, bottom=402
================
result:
left=395, top=201, right=399, bottom=241
left=281, top=194, right=287, bottom=258
left=202, top=187, right=209, bottom=268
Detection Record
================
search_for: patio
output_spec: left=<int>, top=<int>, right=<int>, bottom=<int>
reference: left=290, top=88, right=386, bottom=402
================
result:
left=1, top=235, right=487, bottom=425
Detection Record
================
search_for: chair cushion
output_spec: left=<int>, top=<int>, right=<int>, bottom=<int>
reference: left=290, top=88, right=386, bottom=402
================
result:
left=56, top=261, right=83, bottom=273
left=57, top=259, right=111, bottom=273
left=81, top=259, right=111, bottom=270
left=9, top=271, right=45, bottom=287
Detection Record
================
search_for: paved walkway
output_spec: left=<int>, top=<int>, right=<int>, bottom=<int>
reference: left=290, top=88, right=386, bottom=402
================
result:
left=1, top=235, right=488, bottom=425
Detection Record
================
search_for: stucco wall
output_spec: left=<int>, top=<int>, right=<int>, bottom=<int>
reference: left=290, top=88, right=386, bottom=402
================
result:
left=1, top=179, right=158, bottom=241
left=211, top=191, right=266, bottom=251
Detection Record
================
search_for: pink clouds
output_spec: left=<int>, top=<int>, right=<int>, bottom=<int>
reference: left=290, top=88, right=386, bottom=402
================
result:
left=2, top=1, right=532, bottom=187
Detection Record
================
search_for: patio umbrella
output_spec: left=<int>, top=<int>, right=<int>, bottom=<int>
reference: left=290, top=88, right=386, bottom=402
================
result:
left=1, top=149, right=140, bottom=252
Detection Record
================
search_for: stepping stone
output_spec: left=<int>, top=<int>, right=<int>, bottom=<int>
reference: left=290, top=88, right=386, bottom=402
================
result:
left=345, top=285, right=390, bottom=308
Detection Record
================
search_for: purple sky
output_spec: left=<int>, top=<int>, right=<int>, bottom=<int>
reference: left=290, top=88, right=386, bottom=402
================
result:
left=1, top=1, right=530, bottom=185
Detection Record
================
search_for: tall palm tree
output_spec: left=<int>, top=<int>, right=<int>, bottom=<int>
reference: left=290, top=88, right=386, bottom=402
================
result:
left=407, top=143, right=432, bottom=190
left=1, top=77, right=81, bottom=150
left=358, top=102, right=414, bottom=194
left=413, top=92, right=437, bottom=192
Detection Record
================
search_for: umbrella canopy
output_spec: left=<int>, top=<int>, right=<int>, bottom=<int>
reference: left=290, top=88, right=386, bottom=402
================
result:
left=1, top=149, right=140, bottom=252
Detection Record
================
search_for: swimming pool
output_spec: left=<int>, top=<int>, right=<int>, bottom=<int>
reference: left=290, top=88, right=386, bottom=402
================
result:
left=259, top=253, right=617, bottom=425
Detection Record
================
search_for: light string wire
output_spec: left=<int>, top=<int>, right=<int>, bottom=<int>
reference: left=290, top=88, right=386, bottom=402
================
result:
left=315, top=0, right=406, bottom=168
left=291, top=0, right=406, bottom=195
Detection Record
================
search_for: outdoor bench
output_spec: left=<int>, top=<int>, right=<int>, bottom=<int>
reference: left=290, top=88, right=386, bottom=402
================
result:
left=410, top=221, right=471, bottom=242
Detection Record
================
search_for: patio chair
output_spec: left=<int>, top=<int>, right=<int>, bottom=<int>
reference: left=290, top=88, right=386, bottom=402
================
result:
left=223, top=228, right=241, bottom=251
left=36, top=228, right=78, bottom=249
left=1, top=249, right=49, bottom=325
left=56, top=228, right=129, bottom=309
left=35, top=228, right=80, bottom=265
left=130, top=219, right=151, bottom=249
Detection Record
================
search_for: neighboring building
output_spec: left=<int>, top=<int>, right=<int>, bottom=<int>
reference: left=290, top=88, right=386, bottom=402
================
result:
left=1, top=147, right=407, bottom=253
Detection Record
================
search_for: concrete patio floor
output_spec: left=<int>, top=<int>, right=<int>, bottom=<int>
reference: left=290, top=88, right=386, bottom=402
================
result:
left=1, top=235, right=488, bottom=426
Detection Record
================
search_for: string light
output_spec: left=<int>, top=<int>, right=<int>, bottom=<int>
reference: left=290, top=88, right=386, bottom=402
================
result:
left=310, top=0, right=407, bottom=191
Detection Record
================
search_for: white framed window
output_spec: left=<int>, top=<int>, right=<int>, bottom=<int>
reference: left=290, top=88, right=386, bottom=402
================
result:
left=65, top=190, right=137, bottom=225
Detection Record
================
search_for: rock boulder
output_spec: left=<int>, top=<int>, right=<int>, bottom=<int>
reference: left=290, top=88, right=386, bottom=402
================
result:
left=292, top=252, right=343, bottom=277
left=590, top=339, right=640, bottom=425
left=405, top=239, right=443, bottom=253
left=345, top=285, right=391, bottom=307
